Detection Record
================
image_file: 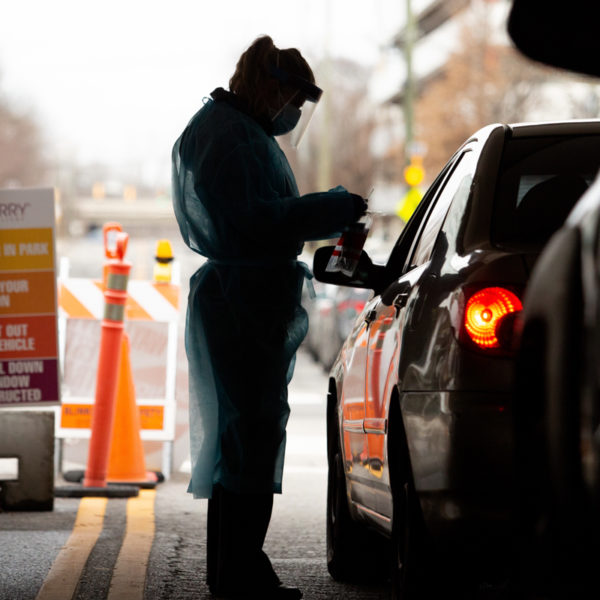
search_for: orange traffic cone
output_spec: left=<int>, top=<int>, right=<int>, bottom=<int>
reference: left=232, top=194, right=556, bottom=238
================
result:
left=107, top=332, right=157, bottom=486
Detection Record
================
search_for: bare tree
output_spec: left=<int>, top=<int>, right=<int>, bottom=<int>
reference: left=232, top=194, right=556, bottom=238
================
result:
left=0, top=76, right=47, bottom=187
left=565, top=78, right=600, bottom=119
left=415, top=9, right=551, bottom=176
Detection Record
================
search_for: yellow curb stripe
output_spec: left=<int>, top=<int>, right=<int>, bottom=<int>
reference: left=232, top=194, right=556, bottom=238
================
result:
left=107, top=489, right=156, bottom=600
left=35, top=497, right=108, bottom=600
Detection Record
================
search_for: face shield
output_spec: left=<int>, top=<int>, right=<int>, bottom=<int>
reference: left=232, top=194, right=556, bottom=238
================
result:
left=270, top=65, right=322, bottom=147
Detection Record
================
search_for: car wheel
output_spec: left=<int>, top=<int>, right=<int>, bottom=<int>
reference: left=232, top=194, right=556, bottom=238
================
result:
left=515, top=227, right=595, bottom=594
left=390, top=482, right=418, bottom=599
left=326, top=434, right=389, bottom=582
left=388, top=405, right=432, bottom=599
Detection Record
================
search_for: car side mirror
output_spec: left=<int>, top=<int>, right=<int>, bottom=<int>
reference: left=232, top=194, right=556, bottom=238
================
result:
left=313, top=246, right=386, bottom=291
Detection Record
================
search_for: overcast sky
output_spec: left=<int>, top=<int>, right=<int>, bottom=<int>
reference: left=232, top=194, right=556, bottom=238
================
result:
left=0, top=0, right=403, bottom=186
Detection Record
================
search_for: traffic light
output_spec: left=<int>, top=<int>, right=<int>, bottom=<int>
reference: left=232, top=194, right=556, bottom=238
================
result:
left=403, top=156, right=425, bottom=187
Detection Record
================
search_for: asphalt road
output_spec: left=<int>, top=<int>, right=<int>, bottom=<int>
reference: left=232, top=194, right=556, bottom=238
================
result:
left=144, top=349, right=390, bottom=599
left=0, top=350, right=391, bottom=600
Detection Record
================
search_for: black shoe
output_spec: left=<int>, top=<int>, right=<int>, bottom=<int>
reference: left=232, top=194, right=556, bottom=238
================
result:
left=261, top=585, right=302, bottom=600
left=211, top=584, right=302, bottom=599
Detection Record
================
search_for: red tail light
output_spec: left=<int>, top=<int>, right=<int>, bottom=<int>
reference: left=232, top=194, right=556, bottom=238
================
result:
left=464, top=287, right=522, bottom=349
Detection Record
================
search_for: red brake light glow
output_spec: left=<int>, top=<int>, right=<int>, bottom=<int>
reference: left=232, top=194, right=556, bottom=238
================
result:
left=464, top=287, right=523, bottom=348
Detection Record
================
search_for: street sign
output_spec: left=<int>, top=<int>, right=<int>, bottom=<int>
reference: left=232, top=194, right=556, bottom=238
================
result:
left=396, top=187, right=423, bottom=223
left=0, top=188, right=60, bottom=407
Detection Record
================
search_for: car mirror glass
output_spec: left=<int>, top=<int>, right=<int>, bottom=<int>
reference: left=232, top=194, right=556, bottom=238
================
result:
left=313, top=246, right=381, bottom=289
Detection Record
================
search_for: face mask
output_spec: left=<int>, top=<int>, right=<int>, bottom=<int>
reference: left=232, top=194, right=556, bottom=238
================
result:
left=272, top=104, right=301, bottom=136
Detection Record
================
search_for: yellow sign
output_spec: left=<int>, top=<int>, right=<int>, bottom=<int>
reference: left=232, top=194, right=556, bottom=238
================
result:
left=0, top=228, right=54, bottom=271
left=396, top=187, right=423, bottom=223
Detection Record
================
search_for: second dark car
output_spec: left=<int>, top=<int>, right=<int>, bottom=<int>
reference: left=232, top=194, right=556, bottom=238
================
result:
left=506, top=3, right=600, bottom=596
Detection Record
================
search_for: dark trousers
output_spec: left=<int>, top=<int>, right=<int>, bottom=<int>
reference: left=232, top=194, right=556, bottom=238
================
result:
left=207, top=484, right=280, bottom=594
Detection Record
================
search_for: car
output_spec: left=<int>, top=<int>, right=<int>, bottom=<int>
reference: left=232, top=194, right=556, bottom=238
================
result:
left=303, top=281, right=371, bottom=371
left=312, top=120, right=600, bottom=597
left=303, top=280, right=338, bottom=365
left=507, top=2, right=600, bottom=596
left=513, top=176, right=600, bottom=597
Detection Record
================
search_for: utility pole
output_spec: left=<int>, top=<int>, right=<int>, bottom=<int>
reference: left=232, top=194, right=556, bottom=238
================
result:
left=403, top=0, right=416, bottom=159
left=396, top=0, right=425, bottom=223
left=317, top=0, right=333, bottom=191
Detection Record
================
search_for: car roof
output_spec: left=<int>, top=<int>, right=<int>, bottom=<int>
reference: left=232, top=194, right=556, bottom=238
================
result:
left=467, top=120, right=600, bottom=144
left=507, top=120, right=600, bottom=137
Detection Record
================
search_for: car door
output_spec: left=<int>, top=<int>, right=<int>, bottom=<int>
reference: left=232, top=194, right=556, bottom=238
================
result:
left=361, top=150, right=478, bottom=518
left=339, top=291, right=378, bottom=476
left=339, top=150, right=463, bottom=507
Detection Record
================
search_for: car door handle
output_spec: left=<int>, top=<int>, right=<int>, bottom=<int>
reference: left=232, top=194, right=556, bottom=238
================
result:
left=393, top=292, right=409, bottom=309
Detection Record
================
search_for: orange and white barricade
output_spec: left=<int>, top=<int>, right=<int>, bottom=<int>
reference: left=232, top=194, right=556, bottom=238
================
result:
left=56, top=256, right=180, bottom=479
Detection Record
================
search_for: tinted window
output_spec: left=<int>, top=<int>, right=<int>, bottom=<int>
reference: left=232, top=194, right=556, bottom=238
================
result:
left=493, top=134, right=600, bottom=248
left=411, top=151, right=476, bottom=266
left=384, top=152, right=461, bottom=277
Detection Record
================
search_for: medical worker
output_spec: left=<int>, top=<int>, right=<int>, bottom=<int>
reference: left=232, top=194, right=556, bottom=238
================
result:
left=172, top=35, right=367, bottom=599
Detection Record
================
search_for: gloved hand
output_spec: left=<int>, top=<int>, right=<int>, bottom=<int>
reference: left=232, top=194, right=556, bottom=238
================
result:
left=329, top=185, right=348, bottom=193
left=350, top=194, right=368, bottom=220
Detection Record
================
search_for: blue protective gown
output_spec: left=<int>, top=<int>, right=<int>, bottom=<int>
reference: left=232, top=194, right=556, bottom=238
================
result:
left=172, top=88, right=358, bottom=498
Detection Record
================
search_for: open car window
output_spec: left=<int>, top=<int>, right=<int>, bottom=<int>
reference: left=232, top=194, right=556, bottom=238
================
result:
left=410, top=151, right=477, bottom=267
left=383, top=151, right=462, bottom=279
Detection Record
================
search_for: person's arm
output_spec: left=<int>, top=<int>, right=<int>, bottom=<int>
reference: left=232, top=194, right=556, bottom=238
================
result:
left=209, top=140, right=365, bottom=243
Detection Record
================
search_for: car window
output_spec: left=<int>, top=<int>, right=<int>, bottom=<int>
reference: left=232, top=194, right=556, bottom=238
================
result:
left=383, top=152, right=461, bottom=278
left=493, top=134, right=600, bottom=249
left=410, top=151, right=477, bottom=267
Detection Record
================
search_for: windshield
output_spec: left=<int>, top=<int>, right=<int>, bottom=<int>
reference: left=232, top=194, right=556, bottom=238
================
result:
left=493, top=134, right=600, bottom=249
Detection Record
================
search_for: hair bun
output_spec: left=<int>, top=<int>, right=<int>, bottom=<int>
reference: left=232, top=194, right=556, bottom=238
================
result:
left=229, top=35, right=313, bottom=119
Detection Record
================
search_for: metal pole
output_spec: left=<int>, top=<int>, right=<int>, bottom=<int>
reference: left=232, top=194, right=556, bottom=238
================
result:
left=317, top=0, right=333, bottom=191
left=404, top=0, right=416, bottom=159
